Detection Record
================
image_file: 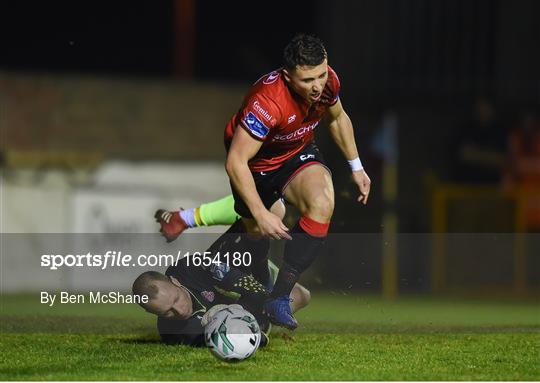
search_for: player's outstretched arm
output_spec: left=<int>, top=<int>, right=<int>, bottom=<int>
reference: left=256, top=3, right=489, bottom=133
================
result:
left=327, top=99, right=371, bottom=204
left=226, top=127, right=291, bottom=239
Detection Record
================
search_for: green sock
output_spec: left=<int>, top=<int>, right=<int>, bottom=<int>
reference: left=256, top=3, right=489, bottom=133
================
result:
left=197, top=195, right=241, bottom=226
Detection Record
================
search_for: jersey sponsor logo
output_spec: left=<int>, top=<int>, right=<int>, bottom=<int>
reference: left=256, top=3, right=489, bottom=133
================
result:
left=272, top=120, right=319, bottom=141
left=300, top=154, right=315, bottom=161
left=244, top=112, right=270, bottom=139
left=252, top=100, right=272, bottom=121
left=201, top=291, right=215, bottom=302
left=287, top=114, right=296, bottom=124
left=263, top=71, right=280, bottom=84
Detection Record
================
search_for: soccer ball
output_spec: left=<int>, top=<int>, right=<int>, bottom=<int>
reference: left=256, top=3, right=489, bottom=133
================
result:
left=204, top=305, right=261, bottom=362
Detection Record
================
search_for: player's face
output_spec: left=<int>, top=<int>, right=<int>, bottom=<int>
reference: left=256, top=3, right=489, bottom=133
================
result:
left=284, top=59, right=328, bottom=104
left=143, top=277, right=193, bottom=319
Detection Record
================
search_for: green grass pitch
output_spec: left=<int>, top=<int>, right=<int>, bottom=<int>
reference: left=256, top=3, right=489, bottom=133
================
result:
left=1, top=293, right=539, bottom=380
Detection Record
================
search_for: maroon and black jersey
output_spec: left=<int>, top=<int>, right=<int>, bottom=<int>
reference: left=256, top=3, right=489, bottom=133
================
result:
left=224, top=66, right=340, bottom=172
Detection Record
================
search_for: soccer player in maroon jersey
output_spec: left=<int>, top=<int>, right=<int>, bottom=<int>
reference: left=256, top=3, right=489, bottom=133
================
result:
left=224, top=34, right=370, bottom=329
left=158, top=34, right=370, bottom=330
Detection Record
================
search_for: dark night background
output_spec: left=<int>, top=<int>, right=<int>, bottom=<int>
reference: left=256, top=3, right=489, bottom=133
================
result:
left=1, top=1, right=316, bottom=79
left=1, top=0, right=539, bottom=293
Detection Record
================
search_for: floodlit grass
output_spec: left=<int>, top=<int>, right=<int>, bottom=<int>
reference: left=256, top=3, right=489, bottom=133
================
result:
left=1, top=294, right=539, bottom=380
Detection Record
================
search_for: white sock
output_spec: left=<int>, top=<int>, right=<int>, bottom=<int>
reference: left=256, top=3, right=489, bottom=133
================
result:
left=179, top=209, right=197, bottom=228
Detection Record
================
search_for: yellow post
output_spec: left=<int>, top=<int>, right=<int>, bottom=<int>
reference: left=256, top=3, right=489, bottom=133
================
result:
left=382, top=163, right=398, bottom=299
left=513, top=189, right=527, bottom=296
left=431, top=187, right=448, bottom=294
left=375, top=111, right=399, bottom=299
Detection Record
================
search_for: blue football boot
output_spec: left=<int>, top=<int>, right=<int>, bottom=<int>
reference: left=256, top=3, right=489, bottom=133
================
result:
left=264, top=295, right=298, bottom=330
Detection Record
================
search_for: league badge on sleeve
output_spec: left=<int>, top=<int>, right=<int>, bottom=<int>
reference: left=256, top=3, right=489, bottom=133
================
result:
left=263, top=71, right=280, bottom=84
left=244, top=111, right=270, bottom=139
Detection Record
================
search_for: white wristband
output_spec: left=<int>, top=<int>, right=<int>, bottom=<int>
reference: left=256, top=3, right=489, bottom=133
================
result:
left=348, top=157, right=363, bottom=172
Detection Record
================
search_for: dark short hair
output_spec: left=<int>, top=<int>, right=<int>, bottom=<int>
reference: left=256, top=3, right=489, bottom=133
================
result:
left=132, top=271, right=170, bottom=300
left=283, top=33, right=327, bottom=70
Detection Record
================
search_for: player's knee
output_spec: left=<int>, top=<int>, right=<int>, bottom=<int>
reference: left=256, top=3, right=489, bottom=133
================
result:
left=307, top=195, right=334, bottom=222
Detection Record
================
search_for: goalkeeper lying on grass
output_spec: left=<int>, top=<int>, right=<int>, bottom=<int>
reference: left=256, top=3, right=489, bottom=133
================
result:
left=132, top=254, right=310, bottom=347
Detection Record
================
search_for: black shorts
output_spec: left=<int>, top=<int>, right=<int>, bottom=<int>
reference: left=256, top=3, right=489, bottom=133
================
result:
left=230, top=142, right=330, bottom=218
